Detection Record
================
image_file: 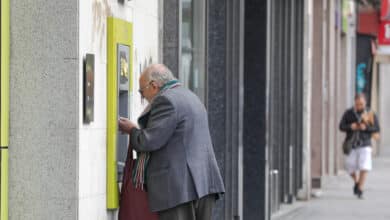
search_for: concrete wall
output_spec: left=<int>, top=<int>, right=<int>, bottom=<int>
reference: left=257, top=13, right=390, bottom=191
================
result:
left=379, top=64, right=390, bottom=148
left=8, top=0, right=160, bottom=219
left=9, top=0, right=79, bottom=219
left=301, top=0, right=313, bottom=199
left=310, top=0, right=357, bottom=188
left=78, top=0, right=161, bottom=219
left=311, top=0, right=324, bottom=187
left=327, top=0, right=337, bottom=176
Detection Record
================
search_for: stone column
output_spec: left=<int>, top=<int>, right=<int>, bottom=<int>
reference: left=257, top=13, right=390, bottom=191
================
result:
left=9, top=0, right=79, bottom=219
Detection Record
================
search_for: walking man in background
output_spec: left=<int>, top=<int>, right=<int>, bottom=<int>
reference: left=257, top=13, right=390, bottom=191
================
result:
left=118, top=64, right=225, bottom=220
left=339, top=93, right=380, bottom=198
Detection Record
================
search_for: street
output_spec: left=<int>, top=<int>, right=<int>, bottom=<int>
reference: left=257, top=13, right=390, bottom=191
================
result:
left=274, top=145, right=390, bottom=220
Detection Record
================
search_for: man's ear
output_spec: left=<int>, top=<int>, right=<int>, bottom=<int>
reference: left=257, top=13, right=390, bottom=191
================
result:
left=151, top=81, right=159, bottom=89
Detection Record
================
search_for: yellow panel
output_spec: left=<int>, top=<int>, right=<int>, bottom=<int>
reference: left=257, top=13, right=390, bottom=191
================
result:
left=1, top=150, right=9, bottom=220
left=1, top=0, right=10, bottom=147
left=1, top=0, right=10, bottom=219
left=106, top=17, right=133, bottom=210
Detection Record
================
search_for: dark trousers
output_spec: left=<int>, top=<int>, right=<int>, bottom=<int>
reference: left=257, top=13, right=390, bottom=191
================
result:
left=158, top=194, right=216, bottom=220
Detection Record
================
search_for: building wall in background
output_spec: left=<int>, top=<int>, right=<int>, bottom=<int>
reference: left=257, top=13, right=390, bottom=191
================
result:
left=78, top=0, right=161, bottom=219
left=358, top=9, right=379, bottom=36
left=379, top=64, right=390, bottom=148
left=326, top=0, right=337, bottom=176
left=311, top=0, right=325, bottom=188
left=372, top=54, right=390, bottom=155
left=8, top=0, right=160, bottom=219
left=310, top=0, right=356, bottom=188
left=5, top=0, right=362, bottom=219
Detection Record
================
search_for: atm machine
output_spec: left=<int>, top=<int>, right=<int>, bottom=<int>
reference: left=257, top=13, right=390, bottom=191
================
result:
left=106, top=17, right=133, bottom=210
left=117, top=44, right=131, bottom=182
left=0, top=1, right=10, bottom=219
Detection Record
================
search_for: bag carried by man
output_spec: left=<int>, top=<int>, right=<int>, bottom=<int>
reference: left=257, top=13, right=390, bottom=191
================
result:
left=118, top=142, right=158, bottom=220
left=343, top=131, right=360, bottom=155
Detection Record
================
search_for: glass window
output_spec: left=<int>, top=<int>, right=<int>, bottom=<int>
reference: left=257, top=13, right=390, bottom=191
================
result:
left=180, top=0, right=207, bottom=103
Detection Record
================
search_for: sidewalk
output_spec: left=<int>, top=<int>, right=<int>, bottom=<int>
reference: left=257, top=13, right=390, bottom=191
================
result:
left=273, top=146, right=390, bottom=220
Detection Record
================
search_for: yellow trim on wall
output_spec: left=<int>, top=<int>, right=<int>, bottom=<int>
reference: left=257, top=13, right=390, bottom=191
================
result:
left=0, top=151, right=9, bottom=220
left=106, top=17, right=133, bottom=210
left=0, top=0, right=10, bottom=219
left=1, top=0, right=10, bottom=146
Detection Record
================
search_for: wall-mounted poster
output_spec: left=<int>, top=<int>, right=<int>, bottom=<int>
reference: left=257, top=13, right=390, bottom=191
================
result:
left=83, top=54, right=95, bottom=123
left=356, top=35, right=373, bottom=106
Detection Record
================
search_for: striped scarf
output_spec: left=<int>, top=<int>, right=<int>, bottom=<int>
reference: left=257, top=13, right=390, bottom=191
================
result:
left=132, top=80, right=181, bottom=190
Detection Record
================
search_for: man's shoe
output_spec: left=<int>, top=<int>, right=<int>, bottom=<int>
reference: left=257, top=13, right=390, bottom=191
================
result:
left=356, top=188, right=364, bottom=199
left=353, top=183, right=359, bottom=195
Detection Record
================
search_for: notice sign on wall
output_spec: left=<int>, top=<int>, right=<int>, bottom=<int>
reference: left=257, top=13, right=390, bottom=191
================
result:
left=83, top=54, right=95, bottom=123
left=381, top=0, right=390, bottom=21
left=379, top=21, right=390, bottom=45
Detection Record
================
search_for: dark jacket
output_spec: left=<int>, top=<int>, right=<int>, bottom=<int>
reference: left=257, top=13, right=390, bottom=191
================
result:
left=339, top=108, right=380, bottom=148
left=130, top=86, right=225, bottom=212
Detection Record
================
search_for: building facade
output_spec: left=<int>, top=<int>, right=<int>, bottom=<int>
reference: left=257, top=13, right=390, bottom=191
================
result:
left=0, top=0, right=366, bottom=220
left=4, top=0, right=162, bottom=219
left=162, top=0, right=358, bottom=219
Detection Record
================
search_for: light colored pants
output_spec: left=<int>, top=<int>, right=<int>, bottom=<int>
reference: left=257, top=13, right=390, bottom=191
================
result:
left=345, top=146, right=372, bottom=174
left=158, top=194, right=216, bottom=220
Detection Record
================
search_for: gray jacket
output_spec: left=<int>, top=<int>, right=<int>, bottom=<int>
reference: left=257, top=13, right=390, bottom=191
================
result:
left=130, top=86, right=225, bottom=212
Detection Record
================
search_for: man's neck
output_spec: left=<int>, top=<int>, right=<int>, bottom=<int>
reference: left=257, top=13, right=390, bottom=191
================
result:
left=354, top=108, right=366, bottom=114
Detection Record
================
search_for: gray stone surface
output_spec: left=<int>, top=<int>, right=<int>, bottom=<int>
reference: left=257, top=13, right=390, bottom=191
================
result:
left=163, top=0, right=180, bottom=76
left=243, top=0, right=268, bottom=219
left=273, top=146, right=390, bottom=220
left=9, top=0, right=79, bottom=219
left=207, top=0, right=227, bottom=220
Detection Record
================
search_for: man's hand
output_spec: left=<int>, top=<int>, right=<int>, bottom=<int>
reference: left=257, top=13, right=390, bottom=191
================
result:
left=359, top=123, right=367, bottom=131
left=118, top=117, right=137, bottom=134
left=351, top=123, right=359, bottom=131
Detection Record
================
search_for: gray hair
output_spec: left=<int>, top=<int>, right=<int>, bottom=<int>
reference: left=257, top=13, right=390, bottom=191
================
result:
left=145, top=64, right=176, bottom=87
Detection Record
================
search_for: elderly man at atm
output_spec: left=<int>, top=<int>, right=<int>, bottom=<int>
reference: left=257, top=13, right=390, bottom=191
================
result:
left=118, top=64, right=225, bottom=220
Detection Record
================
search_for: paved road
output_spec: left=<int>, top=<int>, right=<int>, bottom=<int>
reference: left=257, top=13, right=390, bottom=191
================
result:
left=274, top=146, right=390, bottom=220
